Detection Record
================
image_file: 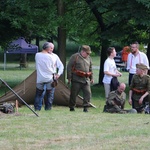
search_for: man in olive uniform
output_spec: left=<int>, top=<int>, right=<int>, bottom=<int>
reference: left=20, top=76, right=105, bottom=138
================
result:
left=104, top=83, right=137, bottom=113
left=67, top=45, right=94, bottom=112
left=128, top=63, right=150, bottom=113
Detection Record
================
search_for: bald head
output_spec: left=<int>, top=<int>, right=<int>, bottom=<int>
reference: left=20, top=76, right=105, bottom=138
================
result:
left=118, top=83, right=126, bottom=93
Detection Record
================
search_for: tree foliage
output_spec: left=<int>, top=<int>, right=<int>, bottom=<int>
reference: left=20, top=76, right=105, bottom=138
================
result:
left=0, top=0, right=57, bottom=48
left=1, top=0, right=150, bottom=84
left=85, top=0, right=150, bottom=84
left=1, top=0, right=150, bottom=48
left=86, top=0, right=150, bottom=44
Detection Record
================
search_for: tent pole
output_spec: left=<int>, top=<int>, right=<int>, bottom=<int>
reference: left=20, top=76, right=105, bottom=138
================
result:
left=0, top=78, right=39, bottom=117
left=4, top=53, right=6, bottom=70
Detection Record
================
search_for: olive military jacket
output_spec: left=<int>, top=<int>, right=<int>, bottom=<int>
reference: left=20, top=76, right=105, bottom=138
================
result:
left=106, top=90, right=126, bottom=112
left=67, top=53, right=93, bottom=84
left=130, top=74, right=150, bottom=101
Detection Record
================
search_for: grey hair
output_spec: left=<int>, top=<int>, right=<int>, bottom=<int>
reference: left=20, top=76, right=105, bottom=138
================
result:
left=42, top=42, right=54, bottom=50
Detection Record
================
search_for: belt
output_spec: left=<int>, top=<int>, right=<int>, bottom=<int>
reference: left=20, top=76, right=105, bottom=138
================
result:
left=72, top=68, right=92, bottom=78
left=132, top=88, right=146, bottom=95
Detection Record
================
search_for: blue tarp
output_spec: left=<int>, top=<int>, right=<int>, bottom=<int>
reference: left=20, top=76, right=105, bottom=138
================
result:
left=5, top=37, right=38, bottom=54
left=3, top=37, right=38, bottom=70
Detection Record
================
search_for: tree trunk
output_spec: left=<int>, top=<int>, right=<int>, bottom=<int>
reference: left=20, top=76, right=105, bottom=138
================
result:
left=57, top=0, right=66, bottom=83
left=86, top=0, right=109, bottom=85
left=36, top=36, right=40, bottom=51
left=20, top=54, right=28, bottom=68
left=98, top=40, right=110, bottom=85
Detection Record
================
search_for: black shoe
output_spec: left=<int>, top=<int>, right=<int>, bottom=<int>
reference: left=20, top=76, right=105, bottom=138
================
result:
left=83, top=107, right=88, bottom=112
left=45, top=108, right=52, bottom=111
left=70, top=108, right=75, bottom=111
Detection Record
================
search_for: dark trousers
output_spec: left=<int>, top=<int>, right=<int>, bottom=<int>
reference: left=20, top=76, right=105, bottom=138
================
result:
left=69, top=81, right=91, bottom=108
left=128, top=73, right=135, bottom=86
left=132, top=95, right=150, bottom=113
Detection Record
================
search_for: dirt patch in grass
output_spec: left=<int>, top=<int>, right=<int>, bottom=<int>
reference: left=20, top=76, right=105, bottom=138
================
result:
left=0, top=111, right=22, bottom=118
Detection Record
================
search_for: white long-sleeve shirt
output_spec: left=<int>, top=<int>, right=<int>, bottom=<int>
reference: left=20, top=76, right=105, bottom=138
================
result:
left=35, top=52, right=64, bottom=83
left=126, top=51, right=149, bottom=74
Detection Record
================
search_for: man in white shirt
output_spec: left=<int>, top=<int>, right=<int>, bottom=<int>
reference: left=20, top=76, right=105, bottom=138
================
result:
left=127, top=41, right=149, bottom=86
left=34, top=42, right=64, bottom=111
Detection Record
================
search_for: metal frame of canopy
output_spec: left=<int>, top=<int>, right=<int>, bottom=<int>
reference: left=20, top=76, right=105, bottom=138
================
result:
left=3, top=37, right=38, bottom=70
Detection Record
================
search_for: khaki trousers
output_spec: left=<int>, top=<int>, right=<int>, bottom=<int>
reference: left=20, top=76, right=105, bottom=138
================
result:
left=69, top=81, right=91, bottom=108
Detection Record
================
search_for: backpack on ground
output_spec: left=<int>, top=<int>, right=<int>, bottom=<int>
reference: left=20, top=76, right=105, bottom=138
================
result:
left=144, top=102, right=150, bottom=114
left=0, top=103, right=15, bottom=114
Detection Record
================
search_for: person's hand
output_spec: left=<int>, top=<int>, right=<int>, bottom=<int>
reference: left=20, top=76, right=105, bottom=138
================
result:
left=115, top=74, right=120, bottom=77
left=55, top=74, right=60, bottom=80
left=119, top=72, right=122, bottom=76
left=111, top=101, right=116, bottom=106
left=128, top=99, right=132, bottom=105
left=139, top=96, right=144, bottom=105
left=90, top=79, right=94, bottom=84
left=67, top=79, right=71, bottom=85
left=117, top=72, right=122, bottom=77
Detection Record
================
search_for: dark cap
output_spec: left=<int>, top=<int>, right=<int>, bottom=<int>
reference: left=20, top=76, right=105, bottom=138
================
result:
left=136, top=63, right=148, bottom=70
left=82, top=45, right=91, bottom=54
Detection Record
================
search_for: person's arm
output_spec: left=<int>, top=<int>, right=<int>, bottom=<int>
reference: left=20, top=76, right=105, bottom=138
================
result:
left=121, top=93, right=126, bottom=109
left=89, top=57, right=94, bottom=84
left=128, top=90, right=133, bottom=105
left=104, top=59, right=121, bottom=77
left=56, top=56, right=64, bottom=76
left=116, top=69, right=122, bottom=76
left=104, top=71, right=121, bottom=77
left=126, top=53, right=131, bottom=71
left=107, top=92, right=116, bottom=106
left=139, top=92, right=149, bottom=104
left=142, top=52, right=149, bottom=69
left=54, top=55, right=64, bottom=80
left=107, top=92, right=123, bottom=112
left=67, top=55, right=75, bottom=84
left=139, top=76, right=150, bottom=104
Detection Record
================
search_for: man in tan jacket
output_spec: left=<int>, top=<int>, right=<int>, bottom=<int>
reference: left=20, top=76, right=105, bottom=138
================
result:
left=67, top=45, right=94, bottom=112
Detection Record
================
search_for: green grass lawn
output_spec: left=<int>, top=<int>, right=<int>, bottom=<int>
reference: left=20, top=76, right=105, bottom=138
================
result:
left=0, top=58, right=149, bottom=150
left=0, top=105, right=149, bottom=150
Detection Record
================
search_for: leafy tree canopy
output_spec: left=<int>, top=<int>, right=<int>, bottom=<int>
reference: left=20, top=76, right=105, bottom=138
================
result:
left=0, top=0, right=57, bottom=48
left=0, top=0, right=150, bottom=50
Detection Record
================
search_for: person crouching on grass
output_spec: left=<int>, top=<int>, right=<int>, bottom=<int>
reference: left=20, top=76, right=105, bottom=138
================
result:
left=128, top=63, right=150, bottom=113
left=103, top=82, right=137, bottom=114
